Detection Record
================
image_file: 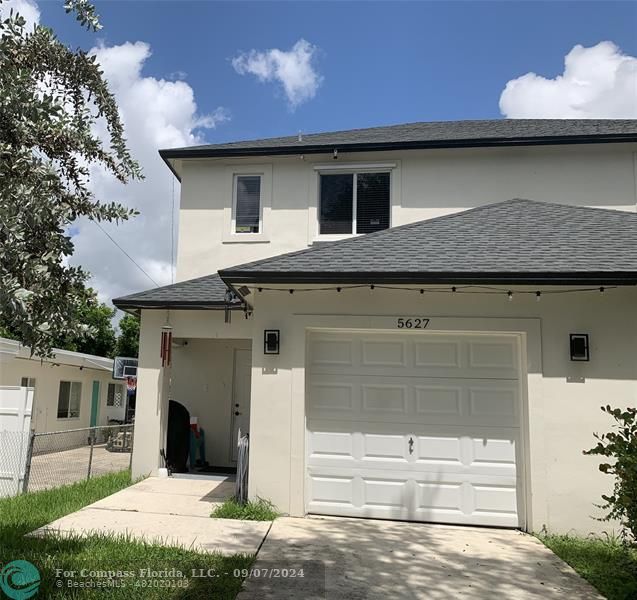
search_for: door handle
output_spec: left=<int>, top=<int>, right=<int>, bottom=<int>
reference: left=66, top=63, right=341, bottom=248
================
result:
left=408, top=437, right=414, bottom=455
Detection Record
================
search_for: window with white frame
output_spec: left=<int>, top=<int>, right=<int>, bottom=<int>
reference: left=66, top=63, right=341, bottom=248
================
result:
left=233, top=174, right=262, bottom=233
left=319, top=171, right=390, bottom=235
left=57, top=381, right=81, bottom=419
left=20, top=377, right=36, bottom=388
left=107, top=383, right=124, bottom=407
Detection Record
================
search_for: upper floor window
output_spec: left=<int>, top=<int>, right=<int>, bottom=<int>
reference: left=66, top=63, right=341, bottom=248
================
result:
left=233, top=175, right=262, bottom=234
left=319, top=171, right=390, bottom=235
left=57, top=381, right=81, bottom=419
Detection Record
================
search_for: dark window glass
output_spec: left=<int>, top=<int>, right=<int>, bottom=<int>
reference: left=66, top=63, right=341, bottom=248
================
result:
left=235, top=175, right=261, bottom=233
left=356, top=173, right=390, bottom=234
left=57, top=381, right=70, bottom=418
left=319, top=174, right=353, bottom=234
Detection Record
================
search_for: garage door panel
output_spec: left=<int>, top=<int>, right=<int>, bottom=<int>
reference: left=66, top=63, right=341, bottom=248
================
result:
left=306, top=467, right=519, bottom=526
left=306, top=331, right=523, bottom=528
left=361, top=339, right=408, bottom=367
left=308, top=375, right=519, bottom=428
left=310, top=333, right=519, bottom=380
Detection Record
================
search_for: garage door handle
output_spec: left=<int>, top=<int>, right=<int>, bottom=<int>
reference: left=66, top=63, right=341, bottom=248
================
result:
left=408, top=437, right=414, bottom=455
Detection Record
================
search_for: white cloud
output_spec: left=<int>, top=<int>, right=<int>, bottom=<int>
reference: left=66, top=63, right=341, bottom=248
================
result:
left=232, top=39, right=322, bottom=108
left=0, top=0, right=40, bottom=29
left=500, top=41, right=637, bottom=118
left=67, top=41, right=228, bottom=309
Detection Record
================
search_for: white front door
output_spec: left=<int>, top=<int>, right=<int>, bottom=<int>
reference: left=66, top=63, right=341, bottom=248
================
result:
left=230, top=348, right=252, bottom=461
left=306, top=331, right=524, bottom=527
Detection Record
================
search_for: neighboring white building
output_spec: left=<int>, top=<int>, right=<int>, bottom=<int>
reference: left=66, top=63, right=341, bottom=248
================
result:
left=114, top=119, right=637, bottom=535
left=0, top=337, right=126, bottom=433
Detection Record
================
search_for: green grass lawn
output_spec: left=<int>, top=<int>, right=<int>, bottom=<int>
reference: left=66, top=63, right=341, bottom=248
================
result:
left=540, top=534, right=637, bottom=600
left=0, top=471, right=253, bottom=599
left=211, top=498, right=279, bottom=521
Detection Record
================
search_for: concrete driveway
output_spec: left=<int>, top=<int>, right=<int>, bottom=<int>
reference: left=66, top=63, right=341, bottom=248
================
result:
left=238, top=516, right=602, bottom=599
left=32, top=476, right=270, bottom=555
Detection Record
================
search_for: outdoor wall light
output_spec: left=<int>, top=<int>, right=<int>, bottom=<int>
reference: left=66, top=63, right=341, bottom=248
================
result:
left=264, top=330, right=280, bottom=355
left=570, top=334, right=590, bottom=362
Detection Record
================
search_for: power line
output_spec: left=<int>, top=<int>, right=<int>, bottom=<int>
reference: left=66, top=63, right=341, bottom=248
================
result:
left=93, top=220, right=160, bottom=288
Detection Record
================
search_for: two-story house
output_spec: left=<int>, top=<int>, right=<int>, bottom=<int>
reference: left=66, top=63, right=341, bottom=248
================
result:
left=114, top=119, right=637, bottom=535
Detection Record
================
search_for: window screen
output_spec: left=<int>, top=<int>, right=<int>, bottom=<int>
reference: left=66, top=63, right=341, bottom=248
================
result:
left=319, top=174, right=353, bottom=234
left=107, top=383, right=124, bottom=407
left=356, top=173, right=390, bottom=233
left=235, top=175, right=261, bottom=233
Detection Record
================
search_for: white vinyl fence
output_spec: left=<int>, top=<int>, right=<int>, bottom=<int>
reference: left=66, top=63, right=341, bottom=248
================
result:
left=0, top=386, right=34, bottom=497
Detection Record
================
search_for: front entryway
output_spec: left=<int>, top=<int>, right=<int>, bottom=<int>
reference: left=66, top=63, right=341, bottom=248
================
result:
left=305, top=330, right=524, bottom=527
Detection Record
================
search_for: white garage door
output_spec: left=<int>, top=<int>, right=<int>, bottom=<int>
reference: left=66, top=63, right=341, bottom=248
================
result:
left=306, top=331, right=524, bottom=527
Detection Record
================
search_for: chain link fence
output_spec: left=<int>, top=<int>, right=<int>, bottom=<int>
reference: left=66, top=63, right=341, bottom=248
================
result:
left=23, top=424, right=134, bottom=493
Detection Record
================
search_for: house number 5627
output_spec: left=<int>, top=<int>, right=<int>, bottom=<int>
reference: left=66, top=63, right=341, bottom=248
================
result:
left=396, top=318, right=429, bottom=329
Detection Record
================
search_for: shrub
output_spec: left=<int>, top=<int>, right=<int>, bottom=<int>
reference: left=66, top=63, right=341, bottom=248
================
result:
left=211, top=498, right=279, bottom=521
left=584, top=405, right=637, bottom=543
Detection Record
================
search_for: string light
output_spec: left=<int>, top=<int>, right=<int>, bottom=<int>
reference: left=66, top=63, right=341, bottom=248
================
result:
left=242, top=284, right=616, bottom=297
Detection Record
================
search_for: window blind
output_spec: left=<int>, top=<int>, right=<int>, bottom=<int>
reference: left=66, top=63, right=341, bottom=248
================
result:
left=356, top=172, right=390, bottom=234
left=235, top=175, right=261, bottom=233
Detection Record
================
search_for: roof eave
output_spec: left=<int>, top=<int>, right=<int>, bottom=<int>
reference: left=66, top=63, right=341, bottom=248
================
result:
left=219, top=271, right=637, bottom=286
left=112, top=299, right=242, bottom=311
left=159, top=133, right=637, bottom=164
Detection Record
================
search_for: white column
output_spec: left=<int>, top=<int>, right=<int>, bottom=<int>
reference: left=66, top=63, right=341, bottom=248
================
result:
left=131, top=311, right=171, bottom=478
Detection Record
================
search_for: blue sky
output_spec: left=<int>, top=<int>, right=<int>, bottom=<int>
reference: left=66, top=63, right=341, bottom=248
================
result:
left=40, top=1, right=637, bottom=145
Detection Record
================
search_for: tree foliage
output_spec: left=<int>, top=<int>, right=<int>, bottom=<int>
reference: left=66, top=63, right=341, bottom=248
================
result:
left=0, top=0, right=141, bottom=357
left=115, top=313, right=139, bottom=358
left=0, top=286, right=117, bottom=357
left=585, top=405, right=637, bottom=543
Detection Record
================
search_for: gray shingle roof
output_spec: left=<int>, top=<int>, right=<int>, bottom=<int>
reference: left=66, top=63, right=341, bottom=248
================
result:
left=161, top=119, right=637, bottom=160
left=113, top=273, right=239, bottom=310
left=219, top=199, right=637, bottom=285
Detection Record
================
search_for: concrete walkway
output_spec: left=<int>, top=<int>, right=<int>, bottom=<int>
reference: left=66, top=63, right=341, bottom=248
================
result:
left=31, top=476, right=270, bottom=556
left=238, top=516, right=603, bottom=600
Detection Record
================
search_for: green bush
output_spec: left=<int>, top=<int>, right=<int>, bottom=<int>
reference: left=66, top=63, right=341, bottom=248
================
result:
left=584, top=405, right=637, bottom=543
left=211, top=498, right=279, bottom=521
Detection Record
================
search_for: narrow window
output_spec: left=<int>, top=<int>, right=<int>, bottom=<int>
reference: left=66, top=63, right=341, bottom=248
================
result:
left=20, top=377, right=36, bottom=388
left=107, top=383, right=124, bottom=407
left=57, top=381, right=81, bottom=419
left=234, top=175, right=261, bottom=233
left=319, top=173, right=353, bottom=234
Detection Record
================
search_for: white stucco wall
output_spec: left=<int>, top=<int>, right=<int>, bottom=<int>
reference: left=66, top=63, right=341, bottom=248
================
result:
left=176, top=144, right=637, bottom=280
left=240, top=284, right=637, bottom=536
left=0, top=359, right=122, bottom=433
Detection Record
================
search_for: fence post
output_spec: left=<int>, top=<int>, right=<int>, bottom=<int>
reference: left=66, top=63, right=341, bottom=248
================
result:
left=87, top=428, right=95, bottom=481
left=129, top=426, right=134, bottom=471
left=22, top=431, right=36, bottom=494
